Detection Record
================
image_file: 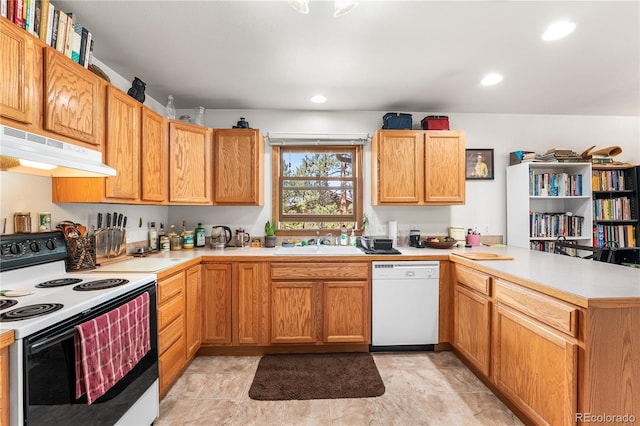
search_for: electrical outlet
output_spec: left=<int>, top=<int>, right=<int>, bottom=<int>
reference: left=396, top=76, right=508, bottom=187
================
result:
left=483, top=224, right=490, bottom=234
left=376, top=224, right=387, bottom=235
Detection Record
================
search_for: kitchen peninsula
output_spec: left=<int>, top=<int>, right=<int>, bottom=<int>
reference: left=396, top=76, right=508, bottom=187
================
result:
left=91, top=245, right=640, bottom=426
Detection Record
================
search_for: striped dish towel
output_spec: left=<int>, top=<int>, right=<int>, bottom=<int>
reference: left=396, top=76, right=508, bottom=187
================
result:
left=74, top=292, right=150, bottom=404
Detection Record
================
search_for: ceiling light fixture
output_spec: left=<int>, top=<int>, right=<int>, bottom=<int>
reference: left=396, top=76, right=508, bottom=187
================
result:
left=288, top=0, right=309, bottom=14
left=310, top=94, right=327, bottom=104
left=334, top=0, right=358, bottom=17
left=542, top=20, right=576, bottom=41
left=480, top=73, right=503, bottom=86
left=288, top=0, right=358, bottom=17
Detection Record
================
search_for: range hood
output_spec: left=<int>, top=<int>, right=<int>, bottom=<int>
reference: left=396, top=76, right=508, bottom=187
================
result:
left=0, top=125, right=116, bottom=177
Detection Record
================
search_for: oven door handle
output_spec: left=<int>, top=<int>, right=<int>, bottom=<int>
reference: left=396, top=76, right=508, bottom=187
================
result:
left=29, top=328, right=79, bottom=355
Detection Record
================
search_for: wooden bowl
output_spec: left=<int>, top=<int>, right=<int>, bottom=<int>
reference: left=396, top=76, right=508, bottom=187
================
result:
left=422, top=239, right=457, bottom=249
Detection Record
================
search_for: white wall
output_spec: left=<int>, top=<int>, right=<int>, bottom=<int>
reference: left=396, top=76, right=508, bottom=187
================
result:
left=168, top=109, right=639, bottom=241
left=2, top=56, right=638, bottom=243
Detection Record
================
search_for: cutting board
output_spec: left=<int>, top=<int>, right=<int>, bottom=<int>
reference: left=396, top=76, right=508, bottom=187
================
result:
left=452, top=251, right=514, bottom=261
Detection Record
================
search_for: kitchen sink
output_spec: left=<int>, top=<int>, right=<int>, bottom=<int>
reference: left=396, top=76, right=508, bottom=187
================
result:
left=273, top=245, right=363, bottom=256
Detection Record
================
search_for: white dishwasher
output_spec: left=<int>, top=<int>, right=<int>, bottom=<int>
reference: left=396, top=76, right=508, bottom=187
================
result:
left=371, top=261, right=439, bottom=351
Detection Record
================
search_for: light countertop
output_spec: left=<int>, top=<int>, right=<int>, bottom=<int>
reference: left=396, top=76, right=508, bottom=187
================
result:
left=92, top=245, right=640, bottom=305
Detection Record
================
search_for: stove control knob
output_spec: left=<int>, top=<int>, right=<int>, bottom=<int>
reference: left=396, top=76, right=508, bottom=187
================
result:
left=30, top=241, right=41, bottom=252
left=9, top=243, right=23, bottom=255
left=45, top=239, right=56, bottom=250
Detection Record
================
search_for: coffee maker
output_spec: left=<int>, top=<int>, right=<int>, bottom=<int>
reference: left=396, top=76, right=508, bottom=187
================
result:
left=409, top=229, right=423, bottom=248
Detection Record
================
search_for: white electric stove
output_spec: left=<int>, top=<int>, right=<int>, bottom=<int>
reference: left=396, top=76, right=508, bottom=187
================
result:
left=0, top=231, right=159, bottom=425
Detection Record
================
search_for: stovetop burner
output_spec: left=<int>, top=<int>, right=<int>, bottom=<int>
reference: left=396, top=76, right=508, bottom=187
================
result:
left=36, top=278, right=83, bottom=288
left=0, top=303, right=64, bottom=321
left=0, top=299, right=18, bottom=311
left=73, top=279, right=130, bottom=291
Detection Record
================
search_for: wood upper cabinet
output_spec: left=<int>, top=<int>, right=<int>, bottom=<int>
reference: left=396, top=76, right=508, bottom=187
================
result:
left=374, top=131, right=423, bottom=203
left=233, top=262, right=266, bottom=345
left=212, top=129, right=264, bottom=205
left=105, top=86, right=140, bottom=200
left=424, top=132, right=465, bottom=204
left=141, top=107, right=168, bottom=202
left=0, top=18, right=35, bottom=124
left=373, top=130, right=465, bottom=205
left=169, top=121, right=212, bottom=204
left=44, top=47, right=103, bottom=146
left=201, top=263, right=232, bottom=345
left=185, top=265, right=202, bottom=359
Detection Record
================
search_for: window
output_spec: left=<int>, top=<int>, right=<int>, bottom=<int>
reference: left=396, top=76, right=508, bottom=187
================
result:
left=272, top=145, right=363, bottom=234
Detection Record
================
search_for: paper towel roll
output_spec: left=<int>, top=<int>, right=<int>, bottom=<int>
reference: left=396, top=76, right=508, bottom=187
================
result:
left=388, top=221, right=398, bottom=247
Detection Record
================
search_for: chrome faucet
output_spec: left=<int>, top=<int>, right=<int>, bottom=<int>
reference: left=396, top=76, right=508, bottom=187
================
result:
left=321, top=233, right=334, bottom=245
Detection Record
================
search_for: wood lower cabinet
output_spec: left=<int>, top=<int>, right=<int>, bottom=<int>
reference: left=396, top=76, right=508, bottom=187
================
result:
left=271, top=281, right=319, bottom=344
left=323, top=281, right=369, bottom=343
left=270, top=262, right=370, bottom=345
left=0, top=331, right=14, bottom=426
left=493, top=304, right=577, bottom=426
left=213, top=129, right=264, bottom=205
left=44, top=47, right=103, bottom=146
left=372, top=130, right=465, bottom=205
left=0, top=18, right=35, bottom=124
left=169, top=121, right=212, bottom=204
left=453, top=282, right=491, bottom=376
left=453, top=264, right=492, bottom=376
left=185, top=265, right=202, bottom=359
left=157, top=270, right=186, bottom=398
left=233, top=262, right=267, bottom=345
left=201, top=263, right=232, bottom=345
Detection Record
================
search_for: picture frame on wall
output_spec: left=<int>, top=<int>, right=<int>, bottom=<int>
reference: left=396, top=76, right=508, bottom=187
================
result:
left=466, top=149, right=494, bottom=180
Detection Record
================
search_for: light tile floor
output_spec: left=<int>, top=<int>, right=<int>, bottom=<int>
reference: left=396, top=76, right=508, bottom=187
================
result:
left=156, top=352, right=524, bottom=425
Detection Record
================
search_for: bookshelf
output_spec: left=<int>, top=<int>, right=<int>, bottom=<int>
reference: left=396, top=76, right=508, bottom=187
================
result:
left=592, top=165, right=639, bottom=265
left=506, top=162, right=593, bottom=254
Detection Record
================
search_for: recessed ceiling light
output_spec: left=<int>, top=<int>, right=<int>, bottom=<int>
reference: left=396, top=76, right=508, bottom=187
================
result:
left=288, top=0, right=309, bottom=14
left=480, top=73, right=503, bottom=86
left=542, top=20, right=576, bottom=41
left=311, top=95, right=327, bottom=103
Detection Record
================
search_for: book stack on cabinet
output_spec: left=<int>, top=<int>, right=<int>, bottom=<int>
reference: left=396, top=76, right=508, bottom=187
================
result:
left=1, top=0, right=94, bottom=68
left=506, top=162, right=593, bottom=254
left=592, top=165, right=639, bottom=265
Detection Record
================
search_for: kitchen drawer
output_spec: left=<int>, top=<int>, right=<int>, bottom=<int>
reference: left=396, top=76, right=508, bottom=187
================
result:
left=271, top=262, right=369, bottom=280
left=158, top=292, right=184, bottom=330
left=159, top=335, right=186, bottom=394
left=158, top=272, right=184, bottom=304
left=495, top=279, right=578, bottom=337
left=159, top=314, right=184, bottom=355
left=455, top=264, right=491, bottom=295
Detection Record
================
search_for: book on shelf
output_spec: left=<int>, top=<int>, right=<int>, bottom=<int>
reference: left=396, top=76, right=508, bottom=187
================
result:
left=71, top=21, right=82, bottom=63
left=7, top=0, right=14, bottom=21
left=39, top=0, right=49, bottom=41
left=45, top=1, right=54, bottom=45
left=32, top=0, right=41, bottom=38
left=14, top=0, right=24, bottom=28
left=64, top=12, right=73, bottom=58
left=55, top=9, right=66, bottom=53
left=1, top=0, right=7, bottom=18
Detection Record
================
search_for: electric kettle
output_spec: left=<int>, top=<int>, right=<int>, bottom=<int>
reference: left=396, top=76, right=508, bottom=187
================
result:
left=210, top=226, right=232, bottom=249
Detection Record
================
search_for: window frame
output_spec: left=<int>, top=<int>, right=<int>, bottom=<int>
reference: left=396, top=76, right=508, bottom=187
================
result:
left=271, top=145, right=363, bottom=236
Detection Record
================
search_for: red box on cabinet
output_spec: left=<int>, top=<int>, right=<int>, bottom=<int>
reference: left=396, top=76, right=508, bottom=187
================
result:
left=420, top=116, right=450, bottom=130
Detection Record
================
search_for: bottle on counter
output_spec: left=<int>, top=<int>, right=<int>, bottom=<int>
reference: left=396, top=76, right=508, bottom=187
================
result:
left=158, top=223, right=166, bottom=238
left=349, top=227, right=356, bottom=246
left=340, top=225, right=348, bottom=246
left=195, top=222, right=206, bottom=247
left=183, top=231, right=194, bottom=249
left=149, top=222, right=158, bottom=251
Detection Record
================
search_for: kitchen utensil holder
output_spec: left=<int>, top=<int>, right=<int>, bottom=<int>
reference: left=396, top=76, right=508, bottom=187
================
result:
left=65, top=235, right=96, bottom=271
